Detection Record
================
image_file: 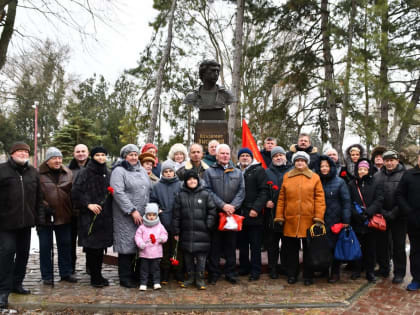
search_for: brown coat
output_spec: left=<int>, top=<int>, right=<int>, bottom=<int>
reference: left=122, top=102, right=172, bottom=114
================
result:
left=275, top=167, right=326, bottom=238
left=39, top=162, right=73, bottom=225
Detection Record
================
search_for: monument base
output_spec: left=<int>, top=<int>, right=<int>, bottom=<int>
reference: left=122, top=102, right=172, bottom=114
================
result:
left=194, top=120, right=228, bottom=152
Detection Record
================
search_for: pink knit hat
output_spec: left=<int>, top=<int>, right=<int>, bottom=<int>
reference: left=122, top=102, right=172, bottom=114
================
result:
left=358, top=161, right=370, bottom=169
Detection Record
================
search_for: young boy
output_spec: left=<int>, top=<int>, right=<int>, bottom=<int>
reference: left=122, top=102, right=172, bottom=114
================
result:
left=150, top=160, right=183, bottom=283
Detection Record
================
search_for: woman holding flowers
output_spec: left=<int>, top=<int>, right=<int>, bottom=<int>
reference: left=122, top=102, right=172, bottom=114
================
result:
left=71, top=146, right=113, bottom=288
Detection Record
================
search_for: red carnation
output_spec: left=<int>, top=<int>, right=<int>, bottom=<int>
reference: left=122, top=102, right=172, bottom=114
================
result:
left=107, top=186, right=114, bottom=195
left=272, top=185, right=279, bottom=191
left=170, top=258, right=179, bottom=266
left=150, top=234, right=156, bottom=244
left=267, top=181, right=273, bottom=185
left=340, top=170, right=347, bottom=177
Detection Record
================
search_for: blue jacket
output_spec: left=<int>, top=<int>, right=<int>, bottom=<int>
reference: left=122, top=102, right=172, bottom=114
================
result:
left=316, top=156, right=351, bottom=229
left=203, top=161, right=245, bottom=211
left=149, top=176, right=182, bottom=232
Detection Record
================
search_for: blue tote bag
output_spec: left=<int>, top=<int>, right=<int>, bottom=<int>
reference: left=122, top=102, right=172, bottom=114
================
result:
left=334, top=226, right=362, bottom=261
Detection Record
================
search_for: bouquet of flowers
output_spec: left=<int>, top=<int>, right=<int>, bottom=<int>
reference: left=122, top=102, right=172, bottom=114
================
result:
left=169, top=239, right=179, bottom=266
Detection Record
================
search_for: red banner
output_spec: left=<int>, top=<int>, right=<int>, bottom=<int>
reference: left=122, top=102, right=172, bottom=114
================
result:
left=242, top=119, right=267, bottom=169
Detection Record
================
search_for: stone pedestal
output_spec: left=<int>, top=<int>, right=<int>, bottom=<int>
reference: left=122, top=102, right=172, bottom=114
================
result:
left=194, top=120, right=228, bottom=152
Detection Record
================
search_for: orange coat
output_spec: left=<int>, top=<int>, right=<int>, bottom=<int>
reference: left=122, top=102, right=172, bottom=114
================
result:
left=275, top=168, right=325, bottom=238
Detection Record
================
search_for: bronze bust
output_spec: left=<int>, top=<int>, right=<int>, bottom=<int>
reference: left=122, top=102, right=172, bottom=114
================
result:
left=184, top=60, right=235, bottom=120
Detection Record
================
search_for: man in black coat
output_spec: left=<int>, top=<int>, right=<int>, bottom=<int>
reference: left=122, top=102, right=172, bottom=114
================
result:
left=397, top=150, right=420, bottom=291
left=0, top=142, right=41, bottom=308
left=237, top=148, right=268, bottom=281
left=373, top=150, right=406, bottom=283
left=260, top=137, right=276, bottom=168
left=286, top=133, right=320, bottom=170
left=265, top=146, right=293, bottom=279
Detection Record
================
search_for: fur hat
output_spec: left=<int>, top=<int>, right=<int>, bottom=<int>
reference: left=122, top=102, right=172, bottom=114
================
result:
left=45, top=147, right=63, bottom=161
left=120, top=144, right=139, bottom=158
left=271, top=146, right=286, bottom=159
left=167, top=143, right=188, bottom=161
left=238, top=147, right=253, bottom=159
left=139, top=152, right=156, bottom=165
left=9, top=142, right=30, bottom=155
left=292, top=151, right=310, bottom=164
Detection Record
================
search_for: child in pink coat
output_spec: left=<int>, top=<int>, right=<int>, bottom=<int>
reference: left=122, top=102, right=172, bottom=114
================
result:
left=135, top=203, right=168, bottom=291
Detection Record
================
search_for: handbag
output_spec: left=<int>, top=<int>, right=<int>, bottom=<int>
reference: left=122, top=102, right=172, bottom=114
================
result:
left=218, top=213, right=244, bottom=231
left=356, top=184, right=386, bottom=231
left=306, top=224, right=332, bottom=271
left=334, top=226, right=362, bottom=261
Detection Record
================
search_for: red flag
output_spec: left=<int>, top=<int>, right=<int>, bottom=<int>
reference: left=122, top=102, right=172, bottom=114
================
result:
left=242, top=119, right=267, bottom=169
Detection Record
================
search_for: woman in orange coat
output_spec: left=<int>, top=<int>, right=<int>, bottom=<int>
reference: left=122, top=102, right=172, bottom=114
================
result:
left=274, top=151, right=326, bottom=286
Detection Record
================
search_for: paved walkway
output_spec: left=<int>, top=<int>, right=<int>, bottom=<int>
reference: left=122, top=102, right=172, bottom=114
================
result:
left=5, top=247, right=420, bottom=314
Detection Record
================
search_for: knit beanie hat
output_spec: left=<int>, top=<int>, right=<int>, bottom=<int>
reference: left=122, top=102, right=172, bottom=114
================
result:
left=358, top=160, right=370, bottom=169
left=238, top=147, right=253, bottom=159
left=90, top=146, right=108, bottom=158
left=143, top=203, right=160, bottom=227
left=271, top=146, right=286, bottom=159
left=120, top=144, right=140, bottom=158
left=184, top=170, right=200, bottom=187
left=161, top=160, right=176, bottom=174
left=9, top=142, right=30, bottom=155
left=292, top=151, right=310, bottom=164
left=45, top=147, right=63, bottom=161
left=382, top=150, right=398, bottom=160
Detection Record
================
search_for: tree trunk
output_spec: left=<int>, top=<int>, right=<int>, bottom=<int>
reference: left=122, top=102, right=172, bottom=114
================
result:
left=146, top=0, right=177, bottom=143
left=394, top=74, right=420, bottom=150
left=321, top=0, right=340, bottom=151
left=228, top=0, right=244, bottom=154
left=363, top=2, right=372, bottom=154
left=339, top=0, right=357, bottom=161
left=378, top=0, right=389, bottom=146
left=0, top=0, right=17, bottom=70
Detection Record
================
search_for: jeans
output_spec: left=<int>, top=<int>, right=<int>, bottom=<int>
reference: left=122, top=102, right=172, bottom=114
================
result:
left=37, top=224, right=72, bottom=280
left=0, top=228, right=31, bottom=294
left=238, top=225, right=263, bottom=276
left=208, top=230, right=237, bottom=279
left=184, top=252, right=207, bottom=274
left=140, top=258, right=161, bottom=285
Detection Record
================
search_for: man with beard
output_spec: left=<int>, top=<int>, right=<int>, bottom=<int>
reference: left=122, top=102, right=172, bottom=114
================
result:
left=265, top=146, right=293, bottom=279
left=237, top=148, right=268, bottom=281
left=0, top=142, right=41, bottom=308
left=286, top=133, right=320, bottom=170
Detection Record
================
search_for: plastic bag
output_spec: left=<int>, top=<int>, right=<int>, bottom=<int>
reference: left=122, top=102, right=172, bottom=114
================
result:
left=218, top=213, right=244, bottom=231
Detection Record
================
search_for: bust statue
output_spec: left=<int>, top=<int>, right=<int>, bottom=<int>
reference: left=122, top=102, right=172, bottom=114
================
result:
left=184, top=60, right=235, bottom=121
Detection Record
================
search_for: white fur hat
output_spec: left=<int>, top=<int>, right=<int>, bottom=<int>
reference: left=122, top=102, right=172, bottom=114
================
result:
left=167, top=143, right=188, bottom=161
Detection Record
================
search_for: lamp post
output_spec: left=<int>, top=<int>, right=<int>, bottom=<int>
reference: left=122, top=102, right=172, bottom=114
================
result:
left=33, top=101, right=39, bottom=168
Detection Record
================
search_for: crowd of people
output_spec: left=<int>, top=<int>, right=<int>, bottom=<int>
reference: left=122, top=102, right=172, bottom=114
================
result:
left=0, top=134, right=419, bottom=308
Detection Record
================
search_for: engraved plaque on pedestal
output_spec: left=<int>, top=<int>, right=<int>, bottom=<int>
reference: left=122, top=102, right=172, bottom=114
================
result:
left=194, top=120, right=228, bottom=152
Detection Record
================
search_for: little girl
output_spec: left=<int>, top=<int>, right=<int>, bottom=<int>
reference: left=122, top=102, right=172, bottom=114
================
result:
left=135, top=203, right=168, bottom=291
left=172, top=170, right=217, bottom=289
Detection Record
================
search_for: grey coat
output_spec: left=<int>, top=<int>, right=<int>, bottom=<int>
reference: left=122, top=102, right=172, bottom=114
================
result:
left=110, top=160, right=151, bottom=254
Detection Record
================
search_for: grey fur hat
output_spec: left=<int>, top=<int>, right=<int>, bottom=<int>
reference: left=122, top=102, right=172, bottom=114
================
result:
left=45, top=147, right=63, bottom=161
left=120, top=144, right=140, bottom=158
left=271, top=146, right=286, bottom=159
left=292, top=151, right=310, bottom=164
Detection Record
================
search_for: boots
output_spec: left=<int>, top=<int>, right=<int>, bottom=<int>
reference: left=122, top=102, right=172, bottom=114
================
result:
left=0, top=293, right=8, bottom=309
left=181, top=272, right=195, bottom=288
left=196, top=272, right=206, bottom=290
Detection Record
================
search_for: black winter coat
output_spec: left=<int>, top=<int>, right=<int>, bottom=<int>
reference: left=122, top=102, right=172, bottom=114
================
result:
left=0, top=158, right=41, bottom=231
left=260, top=149, right=272, bottom=168
left=286, top=144, right=320, bottom=170
left=348, top=158, right=384, bottom=234
left=373, top=163, right=405, bottom=221
left=172, top=184, right=217, bottom=254
left=149, top=176, right=182, bottom=232
left=239, top=163, right=269, bottom=226
left=316, top=156, right=351, bottom=244
left=396, top=165, right=420, bottom=230
left=71, top=160, right=113, bottom=249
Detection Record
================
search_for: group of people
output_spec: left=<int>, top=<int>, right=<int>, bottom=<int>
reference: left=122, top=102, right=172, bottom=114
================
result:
left=0, top=134, right=419, bottom=308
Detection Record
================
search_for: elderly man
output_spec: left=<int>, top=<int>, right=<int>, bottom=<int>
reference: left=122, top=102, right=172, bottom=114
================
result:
left=203, top=140, right=219, bottom=167
left=325, top=148, right=342, bottom=176
left=176, top=143, right=209, bottom=180
left=38, top=147, right=76, bottom=285
left=397, top=150, right=420, bottom=291
left=237, top=148, right=268, bottom=281
left=68, top=144, right=89, bottom=274
left=265, top=146, right=293, bottom=279
left=0, top=142, right=41, bottom=308
left=286, top=133, right=320, bottom=170
left=260, top=137, right=277, bottom=168
left=204, top=144, right=245, bottom=284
